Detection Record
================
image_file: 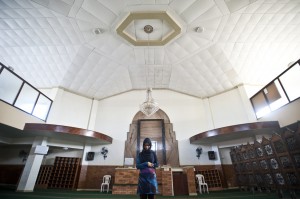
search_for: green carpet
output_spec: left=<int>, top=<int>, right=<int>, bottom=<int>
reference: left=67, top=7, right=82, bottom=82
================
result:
left=0, top=188, right=298, bottom=199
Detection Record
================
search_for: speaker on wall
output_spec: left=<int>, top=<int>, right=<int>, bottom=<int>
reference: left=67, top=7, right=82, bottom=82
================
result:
left=208, top=151, right=216, bottom=160
left=86, top=152, right=95, bottom=161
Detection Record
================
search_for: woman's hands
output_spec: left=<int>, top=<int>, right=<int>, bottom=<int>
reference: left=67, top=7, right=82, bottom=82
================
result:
left=147, top=162, right=154, bottom=167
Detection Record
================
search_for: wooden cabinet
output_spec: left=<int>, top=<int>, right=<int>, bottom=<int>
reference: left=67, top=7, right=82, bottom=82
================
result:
left=36, top=165, right=53, bottom=189
left=43, top=157, right=81, bottom=189
left=230, top=121, right=300, bottom=197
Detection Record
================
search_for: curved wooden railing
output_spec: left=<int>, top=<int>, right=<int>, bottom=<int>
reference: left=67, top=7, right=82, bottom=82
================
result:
left=24, top=123, right=112, bottom=144
left=190, top=121, right=280, bottom=144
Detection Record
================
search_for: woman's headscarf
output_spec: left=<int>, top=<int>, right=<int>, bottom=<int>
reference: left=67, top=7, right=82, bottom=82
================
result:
left=140, top=138, right=153, bottom=162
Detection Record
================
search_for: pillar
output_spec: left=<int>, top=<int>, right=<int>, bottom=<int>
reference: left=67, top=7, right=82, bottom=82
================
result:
left=16, top=136, right=48, bottom=192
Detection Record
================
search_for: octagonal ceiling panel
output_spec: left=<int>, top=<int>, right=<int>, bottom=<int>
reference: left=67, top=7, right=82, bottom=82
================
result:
left=116, top=11, right=182, bottom=46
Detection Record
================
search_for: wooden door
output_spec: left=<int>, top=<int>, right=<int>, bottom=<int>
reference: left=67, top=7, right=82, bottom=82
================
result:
left=173, top=172, right=188, bottom=195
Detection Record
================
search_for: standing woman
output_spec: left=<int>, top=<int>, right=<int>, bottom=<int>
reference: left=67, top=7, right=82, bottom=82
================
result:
left=136, top=138, right=159, bottom=199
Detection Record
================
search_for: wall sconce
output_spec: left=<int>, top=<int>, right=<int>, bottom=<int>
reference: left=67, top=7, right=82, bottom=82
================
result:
left=19, top=150, right=28, bottom=162
left=196, top=147, right=202, bottom=159
left=101, top=147, right=108, bottom=159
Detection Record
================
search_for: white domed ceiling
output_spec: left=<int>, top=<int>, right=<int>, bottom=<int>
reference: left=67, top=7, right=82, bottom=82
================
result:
left=0, top=0, right=299, bottom=100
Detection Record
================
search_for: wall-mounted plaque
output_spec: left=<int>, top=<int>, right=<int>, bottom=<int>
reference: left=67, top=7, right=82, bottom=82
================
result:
left=270, top=158, right=279, bottom=169
left=252, top=161, right=258, bottom=170
left=286, top=137, right=296, bottom=150
left=264, top=144, right=273, bottom=155
left=287, top=172, right=298, bottom=185
left=249, top=149, right=255, bottom=159
left=275, top=173, right=285, bottom=185
left=255, top=174, right=263, bottom=184
left=260, top=160, right=268, bottom=169
left=256, top=147, right=264, bottom=157
left=293, top=154, right=300, bottom=168
left=280, top=156, right=291, bottom=168
left=274, top=140, right=286, bottom=153
left=264, top=174, right=273, bottom=185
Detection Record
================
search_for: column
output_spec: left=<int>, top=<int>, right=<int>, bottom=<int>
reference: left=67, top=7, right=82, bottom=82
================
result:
left=17, top=136, right=48, bottom=192
left=183, top=166, right=197, bottom=196
left=77, top=144, right=91, bottom=190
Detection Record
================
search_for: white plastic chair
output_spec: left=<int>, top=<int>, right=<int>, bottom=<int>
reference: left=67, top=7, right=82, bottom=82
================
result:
left=100, top=175, right=111, bottom=192
left=196, top=174, right=209, bottom=194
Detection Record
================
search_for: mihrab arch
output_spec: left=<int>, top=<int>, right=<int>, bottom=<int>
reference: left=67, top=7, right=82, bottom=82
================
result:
left=124, top=109, right=179, bottom=167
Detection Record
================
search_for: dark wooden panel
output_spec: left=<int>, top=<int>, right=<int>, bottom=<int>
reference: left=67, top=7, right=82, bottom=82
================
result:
left=140, top=120, right=164, bottom=165
left=221, top=164, right=237, bottom=188
left=0, top=165, right=24, bottom=185
left=48, top=157, right=81, bottom=189
left=173, top=172, right=188, bottom=195
left=77, top=165, right=118, bottom=190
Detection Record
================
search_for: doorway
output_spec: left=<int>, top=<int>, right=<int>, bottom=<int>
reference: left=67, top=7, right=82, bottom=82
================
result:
left=137, top=119, right=166, bottom=165
left=173, top=172, right=189, bottom=195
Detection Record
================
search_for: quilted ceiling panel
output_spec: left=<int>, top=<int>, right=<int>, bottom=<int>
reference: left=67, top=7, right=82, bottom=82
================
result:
left=0, top=0, right=299, bottom=100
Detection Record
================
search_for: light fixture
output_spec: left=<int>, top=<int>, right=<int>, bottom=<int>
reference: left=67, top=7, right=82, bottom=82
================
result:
left=140, top=88, right=160, bottom=117
left=139, top=25, right=160, bottom=117
left=93, top=28, right=103, bottom=35
left=19, top=150, right=28, bottom=162
left=195, top=26, right=204, bottom=33
left=101, top=147, right=108, bottom=159
left=196, top=147, right=202, bottom=159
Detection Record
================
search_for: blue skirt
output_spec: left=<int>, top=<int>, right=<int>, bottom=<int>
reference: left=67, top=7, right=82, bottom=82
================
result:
left=137, top=168, right=158, bottom=194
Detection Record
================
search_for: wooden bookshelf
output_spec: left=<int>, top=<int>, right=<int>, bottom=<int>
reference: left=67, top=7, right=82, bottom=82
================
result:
left=195, top=169, right=222, bottom=190
left=36, top=165, right=53, bottom=189
left=48, top=157, right=81, bottom=189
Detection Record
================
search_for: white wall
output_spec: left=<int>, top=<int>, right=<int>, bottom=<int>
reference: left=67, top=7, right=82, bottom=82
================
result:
left=0, top=101, right=44, bottom=130
left=209, top=88, right=255, bottom=128
left=259, top=98, right=300, bottom=127
left=46, top=88, right=92, bottom=129
left=7, top=86, right=299, bottom=166
left=94, top=90, right=206, bottom=141
left=43, top=87, right=257, bottom=142
left=178, top=139, right=215, bottom=166
left=14, top=87, right=258, bottom=166
left=87, top=139, right=125, bottom=166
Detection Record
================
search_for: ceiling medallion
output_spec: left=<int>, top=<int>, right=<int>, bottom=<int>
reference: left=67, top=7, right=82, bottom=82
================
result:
left=144, top=25, right=153, bottom=34
left=116, top=11, right=181, bottom=46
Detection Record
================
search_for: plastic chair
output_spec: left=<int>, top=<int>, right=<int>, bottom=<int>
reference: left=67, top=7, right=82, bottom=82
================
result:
left=196, top=174, right=209, bottom=194
left=100, top=175, right=111, bottom=192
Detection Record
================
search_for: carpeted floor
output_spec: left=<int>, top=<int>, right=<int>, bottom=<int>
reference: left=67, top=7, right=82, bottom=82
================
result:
left=1, top=188, right=293, bottom=199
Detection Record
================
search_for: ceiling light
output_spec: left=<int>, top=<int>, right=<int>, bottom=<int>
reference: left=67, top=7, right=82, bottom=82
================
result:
left=139, top=25, right=160, bottom=117
left=140, top=88, right=159, bottom=117
left=195, top=26, right=204, bottom=33
left=144, top=24, right=153, bottom=34
left=93, top=28, right=103, bottom=35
